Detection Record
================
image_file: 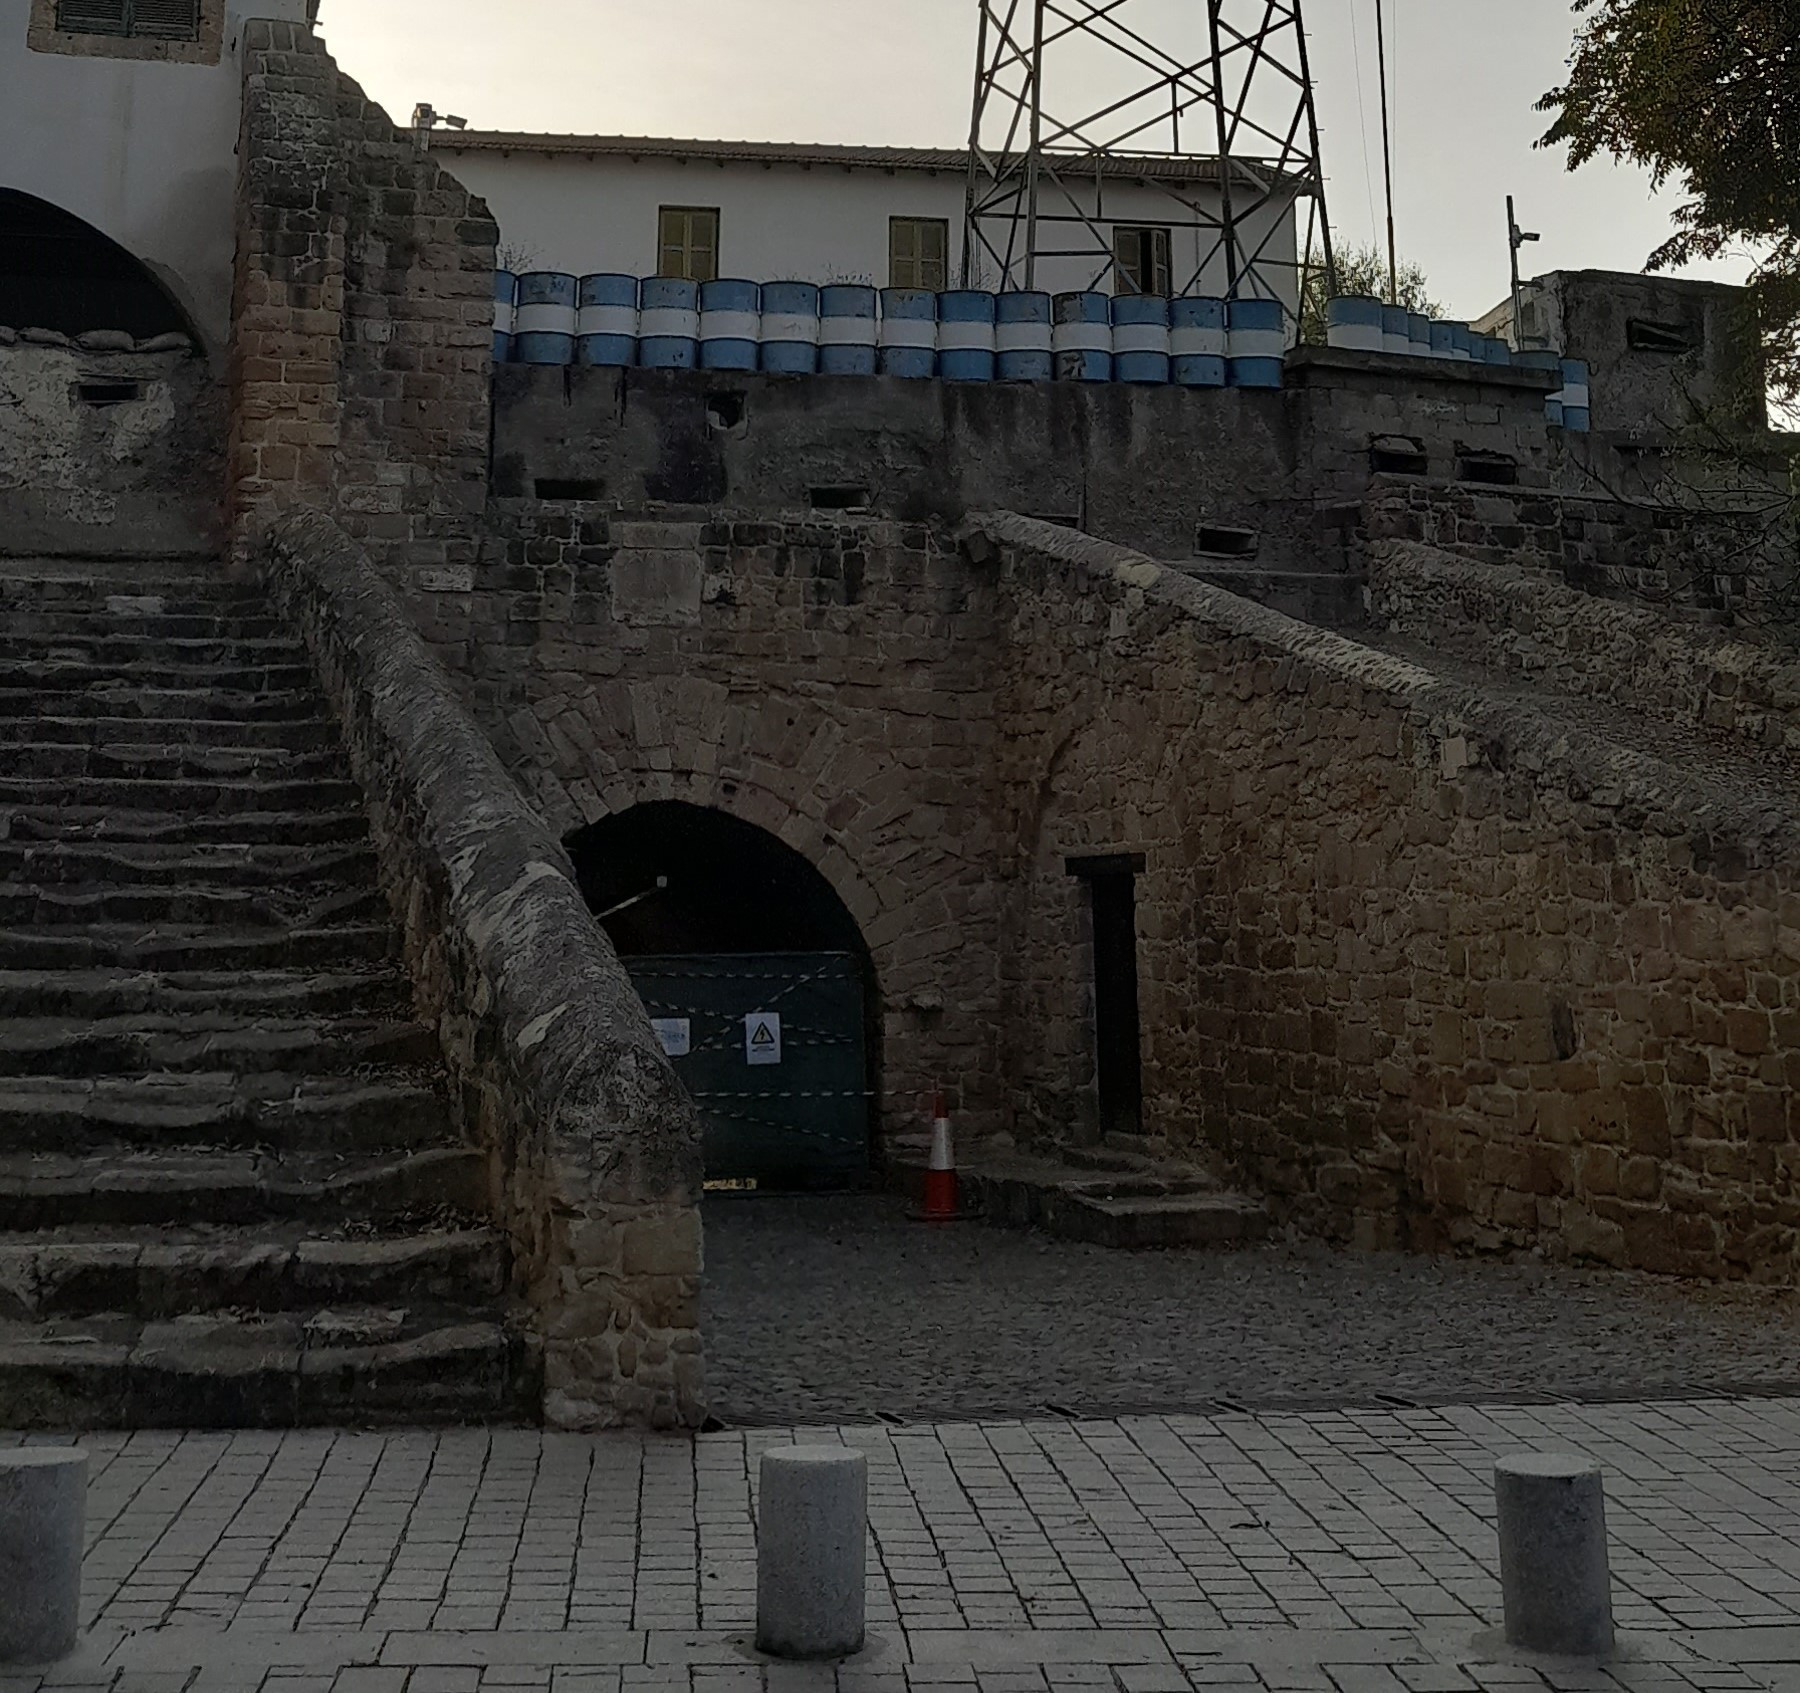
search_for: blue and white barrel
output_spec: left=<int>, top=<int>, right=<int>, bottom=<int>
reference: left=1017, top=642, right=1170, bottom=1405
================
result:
left=1450, top=323, right=1475, bottom=363
left=1053, top=291, right=1112, bottom=383
left=492, top=271, right=516, bottom=363
left=700, top=278, right=761, bottom=371
left=760, top=282, right=821, bottom=375
left=995, top=291, right=1053, bottom=382
left=1428, top=320, right=1458, bottom=361
left=1226, top=297, right=1285, bottom=388
left=1408, top=311, right=1432, bottom=357
left=1558, top=358, right=1591, bottom=431
left=879, top=288, right=938, bottom=378
left=1171, top=296, right=1227, bottom=387
left=819, top=285, right=878, bottom=376
left=639, top=277, right=701, bottom=370
left=514, top=271, right=577, bottom=366
left=1326, top=296, right=1384, bottom=353
left=575, top=273, right=637, bottom=368
left=1111, top=294, right=1171, bottom=384
left=1382, top=305, right=1411, bottom=356
left=1515, top=348, right=1564, bottom=421
left=937, top=290, right=997, bottom=382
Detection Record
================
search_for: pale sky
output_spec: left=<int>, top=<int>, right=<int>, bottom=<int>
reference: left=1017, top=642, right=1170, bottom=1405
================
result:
left=314, top=0, right=1756, bottom=322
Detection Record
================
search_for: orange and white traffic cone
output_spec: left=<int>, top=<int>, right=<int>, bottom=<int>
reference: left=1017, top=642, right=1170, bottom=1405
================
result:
left=918, top=1089, right=961, bottom=1222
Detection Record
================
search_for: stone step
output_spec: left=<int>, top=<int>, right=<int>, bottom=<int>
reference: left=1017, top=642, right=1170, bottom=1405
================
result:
left=0, top=1226, right=508, bottom=1321
left=0, top=965, right=406, bottom=1020
left=0, top=632, right=307, bottom=665
left=5, top=609, right=287, bottom=641
left=0, top=1145, right=485, bottom=1230
left=0, top=923, right=393, bottom=970
left=0, top=714, right=336, bottom=750
left=0, top=881, right=384, bottom=929
left=0, top=1072, right=442, bottom=1154
left=3, top=805, right=370, bottom=847
left=0, top=660, right=316, bottom=693
left=0, top=840, right=378, bottom=889
left=1057, top=1189, right=1270, bottom=1249
left=2, top=742, right=347, bottom=782
left=0, top=1309, right=536, bottom=1428
left=0, top=774, right=363, bottom=813
left=0, top=554, right=237, bottom=586
left=0, top=685, right=325, bottom=721
left=0, top=1015, right=437, bottom=1079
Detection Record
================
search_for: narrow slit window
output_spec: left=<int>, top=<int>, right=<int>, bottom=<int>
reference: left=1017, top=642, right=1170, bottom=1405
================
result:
left=1113, top=225, right=1172, bottom=297
left=1068, top=854, right=1146, bottom=1140
left=889, top=218, right=949, bottom=291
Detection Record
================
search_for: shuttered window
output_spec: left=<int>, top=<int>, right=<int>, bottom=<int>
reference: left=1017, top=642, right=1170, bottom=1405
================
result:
left=1113, top=225, right=1172, bottom=297
left=657, top=207, right=719, bottom=283
left=55, top=0, right=200, bottom=38
left=890, top=218, right=948, bottom=290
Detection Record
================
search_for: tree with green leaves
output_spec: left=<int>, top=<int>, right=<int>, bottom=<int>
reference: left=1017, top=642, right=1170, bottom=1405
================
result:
left=1298, top=241, right=1441, bottom=345
left=1538, top=0, right=1800, bottom=413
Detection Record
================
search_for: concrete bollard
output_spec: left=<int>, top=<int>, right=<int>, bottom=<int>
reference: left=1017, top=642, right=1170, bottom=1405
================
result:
left=0, top=1448, right=88, bottom=1664
left=1495, top=1454, right=1613, bottom=1657
left=755, top=1445, right=868, bottom=1659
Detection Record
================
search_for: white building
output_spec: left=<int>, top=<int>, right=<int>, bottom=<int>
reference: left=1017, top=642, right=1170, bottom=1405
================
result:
left=431, top=130, right=1301, bottom=311
left=0, top=0, right=311, bottom=354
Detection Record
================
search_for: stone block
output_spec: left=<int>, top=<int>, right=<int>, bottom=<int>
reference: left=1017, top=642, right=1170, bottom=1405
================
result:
left=0, top=1448, right=87, bottom=1664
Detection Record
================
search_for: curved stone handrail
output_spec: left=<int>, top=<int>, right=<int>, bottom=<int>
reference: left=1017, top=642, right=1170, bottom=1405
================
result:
left=255, top=508, right=703, bottom=1430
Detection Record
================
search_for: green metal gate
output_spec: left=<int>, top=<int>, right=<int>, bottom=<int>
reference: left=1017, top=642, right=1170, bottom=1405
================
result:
left=625, top=952, right=869, bottom=1190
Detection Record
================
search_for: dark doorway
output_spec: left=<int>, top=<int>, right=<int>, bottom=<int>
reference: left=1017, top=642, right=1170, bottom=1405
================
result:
left=0, top=189, right=192, bottom=339
left=566, top=802, right=877, bottom=1189
left=1069, top=854, right=1145, bottom=1139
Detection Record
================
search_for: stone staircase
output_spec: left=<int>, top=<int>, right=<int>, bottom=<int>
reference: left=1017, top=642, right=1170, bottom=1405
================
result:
left=0, top=556, right=536, bottom=1426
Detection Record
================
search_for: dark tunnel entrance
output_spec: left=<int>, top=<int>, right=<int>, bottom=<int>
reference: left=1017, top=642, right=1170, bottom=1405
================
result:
left=0, top=190, right=194, bottom=340
left=567, top=802, right=877, bottom=1191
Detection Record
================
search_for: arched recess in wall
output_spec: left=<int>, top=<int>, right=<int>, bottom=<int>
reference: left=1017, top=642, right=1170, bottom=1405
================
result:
left=566, top=802, right=881, bottom=1193
left=0, top=188, right=195, bottom=339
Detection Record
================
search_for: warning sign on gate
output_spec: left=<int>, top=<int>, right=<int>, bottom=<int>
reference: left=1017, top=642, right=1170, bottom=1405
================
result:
left=651, top=1018, right=691, bottom=1059
left=744, top=1012, right=782, bottom=1066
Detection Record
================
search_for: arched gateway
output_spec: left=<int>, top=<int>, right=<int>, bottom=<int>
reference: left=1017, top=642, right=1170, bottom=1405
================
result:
left=567, top=802, right=879, bottom=1192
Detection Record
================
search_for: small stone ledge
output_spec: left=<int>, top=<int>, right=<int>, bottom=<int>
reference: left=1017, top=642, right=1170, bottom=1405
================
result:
left=964, top=509, right=1800, bottom=868
left=253, top=507, right=704, bottom=1431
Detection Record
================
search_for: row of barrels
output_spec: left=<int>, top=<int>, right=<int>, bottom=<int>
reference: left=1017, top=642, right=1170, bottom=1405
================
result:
left=493, top=272, right=1290, bottom=388
left=1326, top=297, right=1591, bottom=432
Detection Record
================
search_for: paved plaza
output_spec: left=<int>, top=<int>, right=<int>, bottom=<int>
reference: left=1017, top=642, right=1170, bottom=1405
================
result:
left=704, top=1198, right=1800, bottom=1425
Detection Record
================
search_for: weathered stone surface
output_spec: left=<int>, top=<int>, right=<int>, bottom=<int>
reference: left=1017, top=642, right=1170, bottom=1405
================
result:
left=257, top=508, right=704, bottom=1430
left=0, top=1447, right=85, bottom=1664
left=1495, top=1454, right=1614, bottom=1657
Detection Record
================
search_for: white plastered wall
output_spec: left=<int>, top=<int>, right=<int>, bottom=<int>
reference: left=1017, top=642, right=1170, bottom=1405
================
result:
left=0, top=0, right=308, bottom=355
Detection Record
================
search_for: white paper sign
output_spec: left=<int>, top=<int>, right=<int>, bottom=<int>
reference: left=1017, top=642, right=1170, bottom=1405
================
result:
left=744, top=1012, right=782, bottom=1066
left=651, top=1018, right=691, bottom=1059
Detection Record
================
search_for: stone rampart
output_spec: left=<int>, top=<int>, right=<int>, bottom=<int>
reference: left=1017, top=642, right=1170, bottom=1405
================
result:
left=974, top=511, right=1800, bottom=1281
left=255, top=507, right=704, bottom=1430
left=1370, top=539, right=1800, bottom=760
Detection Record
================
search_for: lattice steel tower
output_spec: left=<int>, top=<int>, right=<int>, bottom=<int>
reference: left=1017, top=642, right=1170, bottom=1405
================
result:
left=962, top=0, right=1334, bottom=314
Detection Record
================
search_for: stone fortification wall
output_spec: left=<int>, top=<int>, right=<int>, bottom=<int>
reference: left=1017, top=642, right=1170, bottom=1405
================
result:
left=0, top=336, right=220, bottom=555
left=974, top=512, right=1800, bottom=1281
left=437, top=502, right=1007, bottom=1158
left=229, top=21, right=496, bottom=594
left=490, top=350, right=1557, bottom=570
left=255, top=508, right=704, bottom=1431
left=1370, top=540, right=1800, bottom=760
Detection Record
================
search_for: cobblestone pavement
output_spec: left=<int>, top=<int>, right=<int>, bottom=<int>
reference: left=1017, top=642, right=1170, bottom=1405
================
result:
left=702, top=1198, right=1800, bottom=1427
left=9, top=1398, right=1800, bottom=1691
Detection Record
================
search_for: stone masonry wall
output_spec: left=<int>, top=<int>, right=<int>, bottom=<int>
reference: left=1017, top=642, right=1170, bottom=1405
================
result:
left=256, top=507, right=704, bottom=1431
left=975, top=513, right=1800, bottom=1281
left=1369, top=540, right=1800, bottom=761
left=230, top=20, right=495, bottom=593
left=434, top=502, right=1006, bottom=1161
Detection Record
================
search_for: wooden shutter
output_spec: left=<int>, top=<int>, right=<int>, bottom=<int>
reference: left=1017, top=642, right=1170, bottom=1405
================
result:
left=130, top=0, right=202, bottom=38
left=56, top=0, right=131, bottom=34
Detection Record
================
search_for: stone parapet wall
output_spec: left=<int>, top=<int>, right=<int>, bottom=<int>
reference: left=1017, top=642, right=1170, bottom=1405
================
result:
left=1370, top=539, right=1800, bottom=760
left=255, top=508, right=704, bottom=1430
left=1364, top=475, right=1772, bottom=614
left=230, top=21, right=496, bottom=593
left=972, top=511, right=1800, bottom=1281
